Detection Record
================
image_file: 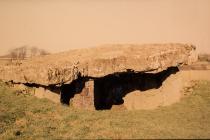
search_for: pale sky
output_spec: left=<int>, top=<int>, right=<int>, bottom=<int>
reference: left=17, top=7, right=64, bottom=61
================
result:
left=0, top=0, right=210, bottom=55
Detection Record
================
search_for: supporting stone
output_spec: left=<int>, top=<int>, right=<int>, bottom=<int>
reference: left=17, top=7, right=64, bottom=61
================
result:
left=71, top=80, right=95, bottom=110
left=34, top=87, right=60, bottom=103
left=11, top=83, right=60, bottom=103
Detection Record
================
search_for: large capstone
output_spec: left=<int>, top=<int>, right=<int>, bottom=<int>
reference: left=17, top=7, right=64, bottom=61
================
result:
left=0, top=43, right=198, bottom=110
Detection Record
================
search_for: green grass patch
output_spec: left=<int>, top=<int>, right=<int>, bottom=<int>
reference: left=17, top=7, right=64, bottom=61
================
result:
left=0, top=81, right=210, bottom=139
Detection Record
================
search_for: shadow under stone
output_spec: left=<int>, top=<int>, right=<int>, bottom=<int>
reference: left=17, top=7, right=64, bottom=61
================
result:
left=60, top=76, right=88, bottom=105
left=93, top=67, right=179, bottom=110
left=59, top=67, right=179, bottom=110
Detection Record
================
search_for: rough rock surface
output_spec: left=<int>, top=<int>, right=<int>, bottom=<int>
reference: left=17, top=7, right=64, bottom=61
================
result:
left=0, top=43, right=197, bottom=86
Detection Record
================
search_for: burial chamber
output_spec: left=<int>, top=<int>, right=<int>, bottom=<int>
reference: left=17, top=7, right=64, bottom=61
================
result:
left=0, top=43, right=198, bottom=110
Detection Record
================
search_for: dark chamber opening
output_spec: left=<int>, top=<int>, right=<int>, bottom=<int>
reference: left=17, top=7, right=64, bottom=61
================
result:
left=59, top=67, right=179, bottom=110
left=94, top=67, right=179, bottom=110
left=23, top=83, right=60, bottom=94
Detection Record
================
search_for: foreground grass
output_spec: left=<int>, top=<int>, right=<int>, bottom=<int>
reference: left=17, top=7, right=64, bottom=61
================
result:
left=0, top=81, right=210, bottom=139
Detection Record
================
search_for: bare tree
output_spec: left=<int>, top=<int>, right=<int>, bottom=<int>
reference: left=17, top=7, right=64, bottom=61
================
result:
left=19, top=46, right=27, bottom=60
left=31, top=47, right=50, bottom=57
left=9, top=46, right=50, bottom=60
left=31, top=46, right=38, bottom=57
left=9, top=46, right=27, bottom=60
left=40, top=49, right=50, bottom=56
left=10, top=50, right=18, bottom=60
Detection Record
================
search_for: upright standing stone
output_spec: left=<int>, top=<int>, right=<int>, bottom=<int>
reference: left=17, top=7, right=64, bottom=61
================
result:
left=71, top=80, right=95, bottom=110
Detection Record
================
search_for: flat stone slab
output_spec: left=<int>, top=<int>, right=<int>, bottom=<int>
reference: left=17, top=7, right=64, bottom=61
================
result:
left=0, top=43, right=197, bottom=86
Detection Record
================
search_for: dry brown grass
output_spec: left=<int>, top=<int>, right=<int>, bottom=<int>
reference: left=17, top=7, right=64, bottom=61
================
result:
left=0, top=59, right=10, bottom=66
left=198, top=54, right=210, bottom=62
left=0, top=81, right=210, bottom=139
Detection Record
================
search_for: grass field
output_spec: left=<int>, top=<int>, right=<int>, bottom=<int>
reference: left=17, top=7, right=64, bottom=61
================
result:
left=0, top=59, right=9, bottom=66
left=0, top=81, right=210, bottom=139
